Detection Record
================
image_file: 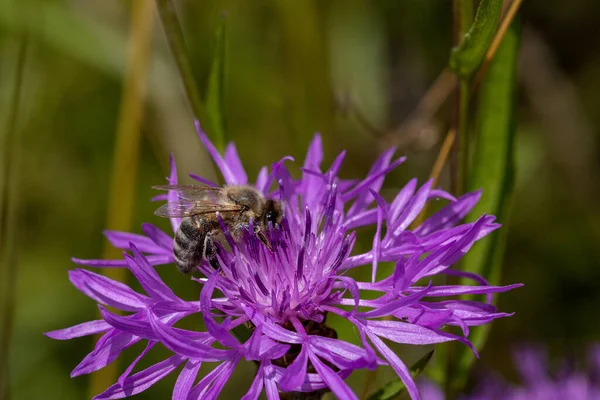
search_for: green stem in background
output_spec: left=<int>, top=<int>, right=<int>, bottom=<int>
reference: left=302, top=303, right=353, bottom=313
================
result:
left=366, top=351, right=435, bottom=400
left=458, top=0, right=474, bottom=41
left=205, top=14, right=228, bottom=146
left=0, top=37, right=27, bottom=400
left=155, top=0, right=225, bottom=152
left=450, top=0, right=502, bottom=79
left=456, top=78, right=471, bottom=195
left=445, top=0, right=474, bottom=396
left=87, top=1, right=154, bottom=397
left=452, top=19, right=520, bottom=389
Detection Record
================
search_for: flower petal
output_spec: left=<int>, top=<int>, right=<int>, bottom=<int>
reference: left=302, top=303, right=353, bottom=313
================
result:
left=118, top=341, right=156, bottom=386
left=72, top=331, right=138, bottom=377
left=278, top=344, right=308, bottom=391
left=415, top=191, right=482, bottom=236
left=308, top=350, right=358, bottom=400
left=364, top=331, right=421, bottom=400
left=69, top=269, right=149, bottom=311
left=173, top=359, right=201, bottom=400
left=196, top=121, right=239, bottom=185
left=147, top=309, right=229, bottom=361
left=241, top=361, right=265, bottom=400
left=142, top=223, right=173, bottom=251
left=45, top=319, right=111, bottom=340
left=225, top=142, right=248, bottom=184
left=93, top=354, right=185, bottom=399
left=200, top=274, right=240, bottom=349
left=125, top=246, right=179, bottom=302
left=103, top=230, right=160, bottom=254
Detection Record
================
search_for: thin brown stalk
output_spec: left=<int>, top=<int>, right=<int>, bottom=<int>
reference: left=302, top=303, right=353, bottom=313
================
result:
left=473, top=0, right=525, bottom=92
left=87, top=1, right=154, bottom=396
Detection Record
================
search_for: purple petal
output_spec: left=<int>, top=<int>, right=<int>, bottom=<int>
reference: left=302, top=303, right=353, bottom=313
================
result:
left=371, top=194, right=384, bottom=282
left=428, top=189, right=456, bottom=202
left=255, top=166, right=269, bottom=193
left=308, top=350, right=358, bottom=400
left=189, top=355, right=242, bottom=400
left=167, top=154, right=182, bottom=232
left=146, top=309, right=229, bottom=361
left=264, top=364, right=280, bottom=400
left=118, top=341, right=156, bottom=386
left=45, top=319, right=111, bottom=340
left=389, top=178, right=417, bottom=224
left=365, top=331, right=421, bottom=400
left=407, top=283, right=523, bottom=297
left=69, top=269, right=149, bottom=311
left=415, top=191, right=482, bottom=236
left=363, top=319, right=459, bottom=345
left=225, top=142, right=248, bottom=184
left=201, top=274, right=240, bottom=349
left=240, top=303, right=303, bottom=344
left=142, top=223, right=173, bottom=251
left=344, top=148, right=396, bottom=213
left=245, top=324, right=264, bottom=361
left=344, top=154, right=406, bottom=215
left=196, top=121, right=239, bottom=185
left=124, top=247, right=179, bottom=302
left=342, top=208, right=377, bottom=230
left=103, top=230, right=160, bottom=254
left=391, top=179, right=433, bottom=236
left=93, top=354, right=185, bottom=399
left=355, top=282, right=432, bottom=319
left=241, top=361, right=265, bottom=400
left=72, top=254, right=174, bottom=268
left=301, top=135, right=325, bottom=210
left=279, top=345, right=308, bottom=391
left=189, top=173, right=219, bottom=188
left=72, top=331, right=138, bottom=377
left=173, top=359, right=201, bottom=400
left=71, top=258, right=129, bottom=268
left=98, top=306, right=154, bottom=339
left=304, top=134, right=323, bottom=171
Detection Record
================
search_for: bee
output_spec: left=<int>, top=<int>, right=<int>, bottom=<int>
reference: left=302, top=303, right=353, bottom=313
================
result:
left=153, top=184, right=283, bottom=273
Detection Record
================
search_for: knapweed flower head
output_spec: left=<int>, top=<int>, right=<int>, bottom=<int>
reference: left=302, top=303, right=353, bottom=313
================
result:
left=47, top=122, right=521, bottom=400
left=419, top=345, right=600, bottom=400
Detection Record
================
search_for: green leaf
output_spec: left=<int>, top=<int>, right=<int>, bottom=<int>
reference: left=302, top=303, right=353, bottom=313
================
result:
left=367, top=350, right=434, bottom=400
left=449, top=0, right=503, bottom=78
left=205, top=14, right=228, bottom=148
left=450, top=20, right=521, bottom=391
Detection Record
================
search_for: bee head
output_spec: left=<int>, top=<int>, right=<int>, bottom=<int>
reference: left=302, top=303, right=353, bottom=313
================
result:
left=263, top=199, right=283, bottom=227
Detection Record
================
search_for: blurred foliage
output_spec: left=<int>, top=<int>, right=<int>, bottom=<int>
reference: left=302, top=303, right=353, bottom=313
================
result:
left=1, top=0, right=600, bottom=399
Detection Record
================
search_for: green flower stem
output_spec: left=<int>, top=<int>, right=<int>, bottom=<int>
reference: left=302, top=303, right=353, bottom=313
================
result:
left=458, top=0, right=474, bottom=40
left=155, top=0, right=225, bottom=152
left=457, top=78, right=471, bottom=195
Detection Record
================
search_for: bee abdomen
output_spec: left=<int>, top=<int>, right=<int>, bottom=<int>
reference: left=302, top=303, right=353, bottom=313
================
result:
left=173, top=218, right=204, bottom=274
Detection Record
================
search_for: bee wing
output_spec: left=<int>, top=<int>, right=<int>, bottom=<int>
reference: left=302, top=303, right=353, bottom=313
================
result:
left=154, top=200, right=243, bottom=218
left=152, top=184, right=221, bottom=201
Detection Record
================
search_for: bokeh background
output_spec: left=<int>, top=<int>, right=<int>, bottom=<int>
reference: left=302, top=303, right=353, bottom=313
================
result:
left=1, top=0, right=599, bottom=399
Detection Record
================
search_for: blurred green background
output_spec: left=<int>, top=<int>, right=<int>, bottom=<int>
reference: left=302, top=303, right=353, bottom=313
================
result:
left=1, top=0, right=599, bottom=399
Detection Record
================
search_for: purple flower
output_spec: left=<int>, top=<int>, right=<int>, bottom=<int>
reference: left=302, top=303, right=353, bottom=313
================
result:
left=419, top=345, right=600, bottom=400
left=47, top=123, right=521, bottom=400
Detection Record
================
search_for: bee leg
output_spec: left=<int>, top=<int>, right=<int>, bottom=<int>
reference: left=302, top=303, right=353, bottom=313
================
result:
left=255, top=228, right=273, bottom=251
left=203, top=231, right=220, bottom=269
